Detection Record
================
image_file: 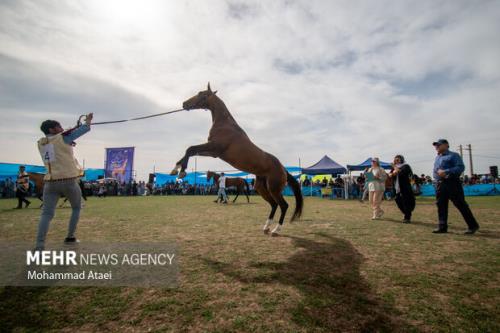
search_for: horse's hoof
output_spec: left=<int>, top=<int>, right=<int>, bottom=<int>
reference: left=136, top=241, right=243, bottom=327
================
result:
left=271, top=232, right=279, bottom=237
left=263, top=228, right=270, bottom=234
left=178, top=171, right=187, bottom=179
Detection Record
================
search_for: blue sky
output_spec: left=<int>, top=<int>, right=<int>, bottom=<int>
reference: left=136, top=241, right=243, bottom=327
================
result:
left=1, top=0, right=499, bottom=180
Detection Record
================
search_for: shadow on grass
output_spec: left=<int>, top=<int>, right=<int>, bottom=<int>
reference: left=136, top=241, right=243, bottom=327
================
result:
left=0, top=286, right=131, bottom=331
left=0, top=286, right=52, bottom=331
left=382, top=217, right=500, bottom=239
left=203, top=232, right=410, bottom=332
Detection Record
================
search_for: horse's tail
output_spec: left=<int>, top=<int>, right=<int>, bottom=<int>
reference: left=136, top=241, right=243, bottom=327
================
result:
left=287, top=172, right=303, bottom=221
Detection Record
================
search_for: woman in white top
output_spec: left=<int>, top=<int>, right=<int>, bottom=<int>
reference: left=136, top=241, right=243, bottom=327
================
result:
left=367, top=158, right=387, bottom=219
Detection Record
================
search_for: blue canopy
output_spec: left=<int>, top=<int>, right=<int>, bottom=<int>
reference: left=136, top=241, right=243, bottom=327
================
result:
left=0, top=162, right=105, bottom=181
left=83, top=168, right=105, bottom=181
left=347, top=158, right=392, bottom=171
left=302, top=155, right=346, bottom=175
left=0, top=163, right=46, bottom=181
left=155, top=172, right=214, bottom=186
left=154, top=166, right=300, bottom=186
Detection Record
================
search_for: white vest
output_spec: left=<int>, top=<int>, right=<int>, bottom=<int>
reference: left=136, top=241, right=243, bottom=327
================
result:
left=218, top=176, right=226, bottom=189
left=17, top=171, right=29, bottom=190
left=37, top=134, right=83, bottom=181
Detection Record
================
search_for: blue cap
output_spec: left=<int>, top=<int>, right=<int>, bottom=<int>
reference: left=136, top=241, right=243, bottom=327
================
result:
left=433, top=139, right=449, bottom=146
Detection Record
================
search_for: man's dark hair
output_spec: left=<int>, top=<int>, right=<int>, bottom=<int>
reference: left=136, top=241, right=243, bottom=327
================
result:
left=40, top=120, right=61, bottom=134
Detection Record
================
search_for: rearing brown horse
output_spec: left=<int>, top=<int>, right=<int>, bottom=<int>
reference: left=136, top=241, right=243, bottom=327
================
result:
left=206, top=171, right=250, bottom=203
left=171, top=83, right=303, bottom=236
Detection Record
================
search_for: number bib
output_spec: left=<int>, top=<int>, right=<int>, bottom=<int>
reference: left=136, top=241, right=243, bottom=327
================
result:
left=40, top=143, right=56, bottom=163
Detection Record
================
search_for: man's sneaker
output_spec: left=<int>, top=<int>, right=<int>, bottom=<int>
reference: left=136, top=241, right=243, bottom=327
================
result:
left=64, top=237, right=80, bottom=245
left=432, top=228, right=448, bottom=234
left=464, top=227, right=479, bottom=235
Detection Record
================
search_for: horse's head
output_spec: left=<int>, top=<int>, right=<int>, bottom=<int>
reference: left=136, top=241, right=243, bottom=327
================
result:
left=206, top=171, right=220, bottom=182
left=183, top=82, right=218, bottom=110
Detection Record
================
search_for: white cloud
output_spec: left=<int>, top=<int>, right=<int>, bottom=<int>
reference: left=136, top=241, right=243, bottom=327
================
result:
left=1, top=0, right=499, bottom=180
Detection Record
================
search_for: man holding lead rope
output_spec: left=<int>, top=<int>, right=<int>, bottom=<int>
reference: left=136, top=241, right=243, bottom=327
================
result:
left=35, top=113, right=93, bottom=250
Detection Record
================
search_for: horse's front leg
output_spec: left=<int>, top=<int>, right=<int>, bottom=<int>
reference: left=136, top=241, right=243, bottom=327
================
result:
left=170, top=142, right=221, bottom=178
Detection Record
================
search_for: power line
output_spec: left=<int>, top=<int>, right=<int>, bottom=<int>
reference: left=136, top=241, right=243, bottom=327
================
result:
left=475, top=154, right=500, bottom=160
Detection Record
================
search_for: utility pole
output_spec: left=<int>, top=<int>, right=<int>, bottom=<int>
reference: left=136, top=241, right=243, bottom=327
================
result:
left=298, top=157, right=302, bottom=189
left=464, top=144, right=474, bottom=177
left=194, top=157, right=197, bottom=190
left=458, top=145, right=464, bottom=176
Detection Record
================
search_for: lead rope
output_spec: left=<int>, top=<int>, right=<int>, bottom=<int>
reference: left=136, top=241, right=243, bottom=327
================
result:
left=77, top=108, right=186, bottom=126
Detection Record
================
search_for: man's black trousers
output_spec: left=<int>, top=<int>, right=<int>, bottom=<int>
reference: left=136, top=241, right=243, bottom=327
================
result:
left=436, top=179, right=479, bottom=230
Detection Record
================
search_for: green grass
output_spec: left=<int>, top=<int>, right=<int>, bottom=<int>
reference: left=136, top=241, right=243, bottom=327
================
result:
left=0, top=195, right=499, bottom=332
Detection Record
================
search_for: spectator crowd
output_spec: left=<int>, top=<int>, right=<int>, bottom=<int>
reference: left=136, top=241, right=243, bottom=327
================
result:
left=0, top=172, right=498, bottom=200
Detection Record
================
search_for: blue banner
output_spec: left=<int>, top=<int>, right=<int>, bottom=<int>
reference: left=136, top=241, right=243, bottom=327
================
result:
left=420, top=183, right=500, bottom=197
left=105, top=147, right=134, bottom=182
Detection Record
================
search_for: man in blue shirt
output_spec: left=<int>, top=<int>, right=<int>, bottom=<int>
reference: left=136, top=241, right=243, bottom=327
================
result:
left=432, top=139, right=479, bottom=234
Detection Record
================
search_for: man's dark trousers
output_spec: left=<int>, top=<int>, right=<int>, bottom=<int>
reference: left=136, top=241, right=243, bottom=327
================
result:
left=395, top=192, right=415, bottom=220
left=436, top=179, right=479, bottom=230
left=16, top=189, right=30, bottom=208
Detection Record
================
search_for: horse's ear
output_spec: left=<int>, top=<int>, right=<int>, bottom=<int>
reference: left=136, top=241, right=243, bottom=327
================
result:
left=207, top=82, right=212, bottom=92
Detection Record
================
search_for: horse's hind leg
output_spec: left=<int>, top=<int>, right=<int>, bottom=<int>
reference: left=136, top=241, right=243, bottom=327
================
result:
left=267, top=179, right=288, bottom=237
left=245, top=184, right=250, bottom=203
left=269, top=195, right=288, bottom=236
left=254, top=176, right=277, bottom=234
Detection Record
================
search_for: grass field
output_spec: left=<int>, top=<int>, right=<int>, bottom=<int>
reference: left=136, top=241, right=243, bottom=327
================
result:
left=0, top=195, right=499, bottom=332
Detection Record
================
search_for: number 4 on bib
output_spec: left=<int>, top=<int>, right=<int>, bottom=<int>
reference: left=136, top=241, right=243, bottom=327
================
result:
left=40, top=143, right=56, bottom=163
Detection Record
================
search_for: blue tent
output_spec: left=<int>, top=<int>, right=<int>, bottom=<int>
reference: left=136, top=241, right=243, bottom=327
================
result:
left=302, top=155, right=347, bottom=175
left=154, top=166, right=301, bottom=186
left=83, top=168, right=105, bottom=181
left=0, top=163, right=46, bottom=181
left=154, top=172, right=214, bottom=186
left=347, top=158, right=392, bottom=171
left=0, top=162, right=105, bottom=181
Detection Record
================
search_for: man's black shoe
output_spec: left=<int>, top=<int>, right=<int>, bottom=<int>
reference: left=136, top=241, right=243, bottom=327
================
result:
left=64, top=237, right=80, bottom=244
left=25, top=201, right=31, bottom=208
left=464, top=227, right=479, bottom=235
left=432, top=228, right=448, bottom=234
